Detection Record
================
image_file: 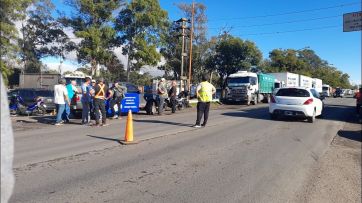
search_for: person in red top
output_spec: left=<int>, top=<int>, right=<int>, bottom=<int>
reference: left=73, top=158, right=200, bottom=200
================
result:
left=355, top=87, right=362, bottom=114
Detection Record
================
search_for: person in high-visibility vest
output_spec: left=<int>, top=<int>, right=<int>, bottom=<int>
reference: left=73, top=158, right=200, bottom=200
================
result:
left=93, top=78, right=112, bottom=126
left=194, top=73, right=216, bottom=128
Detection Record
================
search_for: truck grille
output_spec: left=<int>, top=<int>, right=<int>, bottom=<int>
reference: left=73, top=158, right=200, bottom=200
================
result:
left=231, top=89, right=247, bottom=94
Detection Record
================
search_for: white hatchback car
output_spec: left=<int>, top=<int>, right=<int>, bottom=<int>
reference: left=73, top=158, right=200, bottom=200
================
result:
left=269, top=87, right=324, bottom=123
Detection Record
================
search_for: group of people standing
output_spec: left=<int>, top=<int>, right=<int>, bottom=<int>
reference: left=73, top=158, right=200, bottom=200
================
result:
left=54, top=73, right=216, bottom=128
left=54, top=77, right=126, bottom=127
left=156, top=74, right=216, bottom=128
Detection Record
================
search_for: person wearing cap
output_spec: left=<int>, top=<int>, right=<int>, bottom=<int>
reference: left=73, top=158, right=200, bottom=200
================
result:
left=157, top=78, right=168, bottom=115
left=93, top=78, right=112, bottom=126
left=53, top=78, right=70, bottom=126
left=110, top=81, right=127, bottom=119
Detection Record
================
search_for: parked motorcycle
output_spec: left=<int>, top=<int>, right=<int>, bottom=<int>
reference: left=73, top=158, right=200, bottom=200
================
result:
left=9, top=95, right=47, bottom=116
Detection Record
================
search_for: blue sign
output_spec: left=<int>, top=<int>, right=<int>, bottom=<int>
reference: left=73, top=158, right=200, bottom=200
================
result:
left=121, top=93, right=140, bottom=113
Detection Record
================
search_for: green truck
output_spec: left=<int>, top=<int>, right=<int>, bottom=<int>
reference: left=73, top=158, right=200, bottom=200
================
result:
left=225, top=71, right=275, bottom=105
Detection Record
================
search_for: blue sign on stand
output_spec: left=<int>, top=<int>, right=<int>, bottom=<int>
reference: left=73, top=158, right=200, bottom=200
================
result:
left=121, top=93, right=140, bottom=113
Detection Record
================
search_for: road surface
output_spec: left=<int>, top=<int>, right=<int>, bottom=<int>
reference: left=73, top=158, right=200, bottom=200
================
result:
left=9, top=97, right=357, bottom=202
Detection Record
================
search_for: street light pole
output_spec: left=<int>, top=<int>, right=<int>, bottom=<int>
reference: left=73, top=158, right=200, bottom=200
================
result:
left=188, top=2, right=195, bottom=98
left=175, top=18, right=189, bottom=92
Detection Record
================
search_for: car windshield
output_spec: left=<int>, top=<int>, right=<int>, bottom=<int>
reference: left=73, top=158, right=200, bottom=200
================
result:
left=35, top=90, right=53, bottom=97
left=322, top=87, right=329, bottom=91
left=276, top=88, right=310, bottom=97
left=227, top=77, right=251, bottom=87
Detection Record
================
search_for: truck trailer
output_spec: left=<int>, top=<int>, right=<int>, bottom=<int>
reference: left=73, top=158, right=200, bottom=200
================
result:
left=312, top=78, right=323, bottom=93
left=268, top=72, right=299, bottom=88
left=299, top=75, right=313, bottom=88
left=225, top=71, right=275, bottom=105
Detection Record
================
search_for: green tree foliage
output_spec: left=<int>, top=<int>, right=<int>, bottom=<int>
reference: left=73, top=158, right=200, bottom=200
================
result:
left=20, top=0, right=72, bottom=73
left=61, top=0, right=123, bottom=77
left=0, top=0, right=32, bottom=84
left=159, top=24, right=182, bottom=79
left=206, top=34, right=262, bottom=88
left=129, top=72, right=153, bottom=86
left=116, top=0, right=169, bottom=81
left=265, top=48, right=351, bottom=88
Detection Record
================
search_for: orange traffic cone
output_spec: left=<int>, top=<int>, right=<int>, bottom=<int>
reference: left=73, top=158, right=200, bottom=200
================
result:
left=120, top=110, right=138, bottom=145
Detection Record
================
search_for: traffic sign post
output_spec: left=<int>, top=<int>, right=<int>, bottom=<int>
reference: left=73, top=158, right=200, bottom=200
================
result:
left=121, top=93, right=140, bottom=113
left=343, top=11, right=362, bottom=32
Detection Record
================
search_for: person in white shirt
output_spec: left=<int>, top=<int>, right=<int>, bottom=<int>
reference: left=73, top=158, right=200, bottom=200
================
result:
left=54, top=78, right=70, bottom=125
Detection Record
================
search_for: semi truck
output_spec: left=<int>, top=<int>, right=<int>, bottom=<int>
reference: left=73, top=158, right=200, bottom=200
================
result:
left=312, top=78, right=323, bottom=93
left=322, top=84, right=332, bottom=97
left=225, top=71, right=275, bottom=105
left=299, top=75, right=313, bottom=88
left=268, top=72, right=299, bottom=88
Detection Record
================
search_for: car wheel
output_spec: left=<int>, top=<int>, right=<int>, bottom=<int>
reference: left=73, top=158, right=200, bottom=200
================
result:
left=270, top=113, right=277, bottom=120
left=308, top=110, right=316, bottom=123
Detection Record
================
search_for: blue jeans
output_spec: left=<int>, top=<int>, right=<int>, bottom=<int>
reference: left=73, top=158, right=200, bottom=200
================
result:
left=63, top=103, right=71, bottom=121
left=56, top=104, right=66, bottom=123
left=81, top=101, right=90, bottom=124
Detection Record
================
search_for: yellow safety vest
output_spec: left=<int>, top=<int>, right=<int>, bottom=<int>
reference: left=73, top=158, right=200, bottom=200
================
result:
left=95, top=84, right=105, bottom=99
left=198, top=81, right=213, bottom=102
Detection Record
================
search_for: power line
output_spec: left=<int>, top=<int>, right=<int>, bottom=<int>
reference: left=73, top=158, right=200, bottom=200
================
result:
left=236, top=25, right=341, bottom=36
left=208, top=2, right=360, bottom=22
left=209, top=15, right=341, bottom=30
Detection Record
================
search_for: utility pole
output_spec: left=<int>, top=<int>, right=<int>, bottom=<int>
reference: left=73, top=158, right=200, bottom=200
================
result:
left=188, top=2, right=195, bottom=98
left=175, top=18, right=189, bottom=91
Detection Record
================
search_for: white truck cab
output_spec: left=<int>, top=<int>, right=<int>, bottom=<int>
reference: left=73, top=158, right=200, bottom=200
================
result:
left=226, top=71, right=258, bottom=105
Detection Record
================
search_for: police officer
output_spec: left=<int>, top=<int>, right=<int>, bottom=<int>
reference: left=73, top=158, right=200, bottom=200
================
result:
left=93, top=78, right=111, bottom=126
left=194, top=73, right=216, bottom=128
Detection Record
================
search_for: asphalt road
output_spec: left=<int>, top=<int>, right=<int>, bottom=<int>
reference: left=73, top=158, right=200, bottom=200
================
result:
left=9, top=97, right=357, bottom=203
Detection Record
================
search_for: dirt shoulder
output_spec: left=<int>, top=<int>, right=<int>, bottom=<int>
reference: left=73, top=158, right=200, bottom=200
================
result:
left=296, top=117, right=361, bottom=203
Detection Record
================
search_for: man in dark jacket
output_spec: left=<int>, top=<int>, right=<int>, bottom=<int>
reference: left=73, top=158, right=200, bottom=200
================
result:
left=168, top=80, right=177, bottom=113
left=110, top=81, right=127, bottom=119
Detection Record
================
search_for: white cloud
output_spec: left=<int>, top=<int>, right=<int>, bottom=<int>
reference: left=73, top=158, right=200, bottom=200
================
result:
left=44, top=61, right=80, bottom=73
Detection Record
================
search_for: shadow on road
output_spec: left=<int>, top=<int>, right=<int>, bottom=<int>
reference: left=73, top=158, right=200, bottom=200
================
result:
left=337, top=130, right=362, bottom=142
left=86, top=135, right=120, bottom=143
left=133, top=119, right=194, bottom=127
left=221, top=104, right=357, bottom=124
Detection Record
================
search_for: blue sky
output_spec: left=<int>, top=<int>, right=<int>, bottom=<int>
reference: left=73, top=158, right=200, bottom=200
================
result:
left=48, top=0, right=361, bottom=85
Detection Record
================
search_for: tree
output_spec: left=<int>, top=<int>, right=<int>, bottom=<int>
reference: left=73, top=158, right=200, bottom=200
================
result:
left=61, top=0, right=123, bottom=77
left=20, top=0, right=72, bottom=73
left=208, top=35, right=262, bottom=88
left=0, top=0, right=32, bottom=84
left=176, top=2, right=208, bottom=82
left=158, top=24, right=182, bottom=79
left=268, top=48, right=352, bottom=88
left=116, top=0, right=169, bottom=81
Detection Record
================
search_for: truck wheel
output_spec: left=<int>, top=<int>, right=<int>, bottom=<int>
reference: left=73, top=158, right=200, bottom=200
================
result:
left=266, top=95, right=271, bottom=103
